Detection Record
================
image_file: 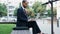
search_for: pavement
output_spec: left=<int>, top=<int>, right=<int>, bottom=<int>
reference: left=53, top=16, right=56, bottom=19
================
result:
left=33, top=19, right=60, bottom=34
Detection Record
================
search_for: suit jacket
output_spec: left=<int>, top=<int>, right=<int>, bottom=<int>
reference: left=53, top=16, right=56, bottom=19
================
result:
left=17, top=7, right=28, bottom=22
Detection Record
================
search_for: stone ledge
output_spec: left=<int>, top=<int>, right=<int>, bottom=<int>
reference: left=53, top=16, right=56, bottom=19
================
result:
left=11, top=30, right=31, bottom=34
left=13, top=27, right=29, bottom=30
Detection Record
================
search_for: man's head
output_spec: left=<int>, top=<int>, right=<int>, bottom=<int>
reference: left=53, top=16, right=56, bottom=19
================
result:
left=22, top=0, right=28, bottom=8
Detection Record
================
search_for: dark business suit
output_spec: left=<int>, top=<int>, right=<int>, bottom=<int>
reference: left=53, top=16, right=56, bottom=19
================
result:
left=17, top=7, right=41, bottom=34
left=17, top=7, right=28, bottom=27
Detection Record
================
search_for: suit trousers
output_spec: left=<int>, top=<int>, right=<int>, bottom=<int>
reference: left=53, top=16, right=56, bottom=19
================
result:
left=16, top=21, right=41, bottom=34
left=28, top=21, right=41, bottom=34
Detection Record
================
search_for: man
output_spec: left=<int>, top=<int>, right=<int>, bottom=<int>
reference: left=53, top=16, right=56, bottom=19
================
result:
left=17, top=0, right=44, bottom=34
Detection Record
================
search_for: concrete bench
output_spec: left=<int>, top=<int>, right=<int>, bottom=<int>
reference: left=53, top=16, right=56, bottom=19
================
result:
left=11, top=27, right=32, bottom=34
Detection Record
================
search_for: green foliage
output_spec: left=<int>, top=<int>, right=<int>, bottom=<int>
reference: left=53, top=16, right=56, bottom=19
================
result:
left=14, top=8, right=18, bottom=16
left=47, top=7, right=57, bottom=17
left=47, top=9, right=51, bottom=17
left=0, top=3, right=7, bottom=17
left=32, top=2, right=46, bottom=14
left=14, top=3, right=21, bottom=16
left=14, top=2, right=46, bottom=18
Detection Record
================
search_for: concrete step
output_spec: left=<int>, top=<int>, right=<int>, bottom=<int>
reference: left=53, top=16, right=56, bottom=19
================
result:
left=11, top=30, right=31, bottom=34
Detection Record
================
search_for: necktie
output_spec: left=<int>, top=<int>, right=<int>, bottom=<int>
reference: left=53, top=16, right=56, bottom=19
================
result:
left=24, top=9, right=27, bottom=15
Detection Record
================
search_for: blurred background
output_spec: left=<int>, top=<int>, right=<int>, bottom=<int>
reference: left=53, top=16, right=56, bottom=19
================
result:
left=0, top=0, right=60, bottom=34
left=0, top=0, right=57, bottom=22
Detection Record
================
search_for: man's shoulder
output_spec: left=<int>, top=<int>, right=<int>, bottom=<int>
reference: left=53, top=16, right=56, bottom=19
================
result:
left=17, top=7, right=23, bottom=12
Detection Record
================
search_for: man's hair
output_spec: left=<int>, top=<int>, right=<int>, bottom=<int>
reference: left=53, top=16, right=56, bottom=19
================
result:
left=22, top=0, right=27, bottom=3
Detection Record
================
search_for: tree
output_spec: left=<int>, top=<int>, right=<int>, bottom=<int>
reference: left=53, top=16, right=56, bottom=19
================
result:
left=47, top=9, right=51, bottom=17
left=32, top=2, right=46, bottom=18
left=47, top=7, right=57, bottom=17
left=14, top=3, right=21, bottom=16
left=0, top=3, right=7, bottom=17
left=32, top=2, right=46, bottom=14
left=14, top=8, right=18, bottom=16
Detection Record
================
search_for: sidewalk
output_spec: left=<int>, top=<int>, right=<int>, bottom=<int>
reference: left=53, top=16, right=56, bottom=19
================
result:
left=35, top=19, right=60, bottom=34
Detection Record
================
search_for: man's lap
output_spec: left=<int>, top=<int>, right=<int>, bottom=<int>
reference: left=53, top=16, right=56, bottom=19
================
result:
left=28, top=21, right=36, bottom=28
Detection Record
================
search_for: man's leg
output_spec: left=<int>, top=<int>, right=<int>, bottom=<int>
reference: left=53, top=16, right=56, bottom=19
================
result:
left=16, top=21, right=28, bottom=27
left=28, top=21, right=41, bottom=34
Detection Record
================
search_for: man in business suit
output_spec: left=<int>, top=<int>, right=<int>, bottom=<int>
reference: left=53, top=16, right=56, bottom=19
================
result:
left=17, top=0, right=44, bottom=34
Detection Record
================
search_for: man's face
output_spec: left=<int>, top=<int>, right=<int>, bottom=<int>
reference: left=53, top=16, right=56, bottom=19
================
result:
left=22, top=2, right=28, bottom=8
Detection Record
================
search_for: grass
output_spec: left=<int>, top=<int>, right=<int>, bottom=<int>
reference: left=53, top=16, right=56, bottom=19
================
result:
left=0, top=24, right=16, bottom=34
